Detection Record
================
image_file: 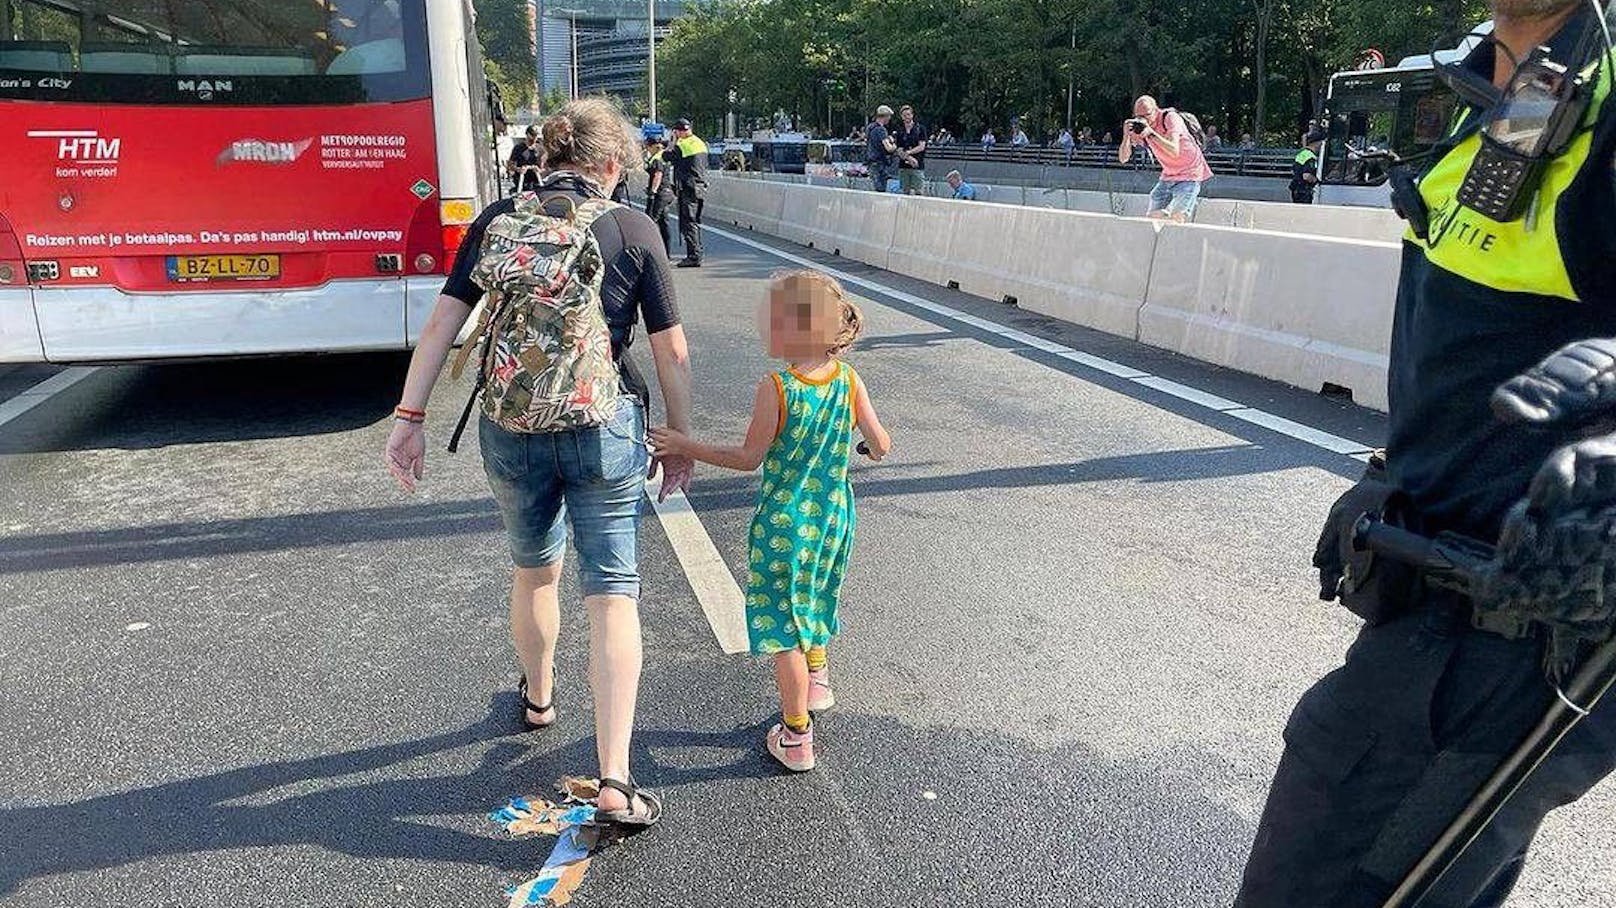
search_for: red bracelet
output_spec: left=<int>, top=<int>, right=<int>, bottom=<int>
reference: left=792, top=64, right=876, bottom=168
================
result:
left=395, top=405, right=426, bottom=419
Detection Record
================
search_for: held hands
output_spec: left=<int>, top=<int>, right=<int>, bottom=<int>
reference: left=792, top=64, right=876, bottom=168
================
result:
left=385, top=419, right=426, bottom=492
left=647, top=427, right=694, bottom=503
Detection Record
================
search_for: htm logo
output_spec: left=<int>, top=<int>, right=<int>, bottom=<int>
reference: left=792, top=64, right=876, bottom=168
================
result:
left=28, top=130, right=121, bottom=163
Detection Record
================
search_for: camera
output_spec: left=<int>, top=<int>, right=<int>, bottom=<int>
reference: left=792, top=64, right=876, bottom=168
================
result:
left=1128, top=118, right=1148, bottom=135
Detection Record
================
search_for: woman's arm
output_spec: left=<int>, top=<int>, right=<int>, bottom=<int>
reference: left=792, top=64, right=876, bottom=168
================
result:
left=385, top=294, right=476, bottom=491
left=650, top=377, right=780, bottom=473
left=853, top=374, right=891, bottom=460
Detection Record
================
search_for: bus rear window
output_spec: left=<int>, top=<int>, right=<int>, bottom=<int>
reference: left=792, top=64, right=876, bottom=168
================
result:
left=0, top=0, right=428, bottom=104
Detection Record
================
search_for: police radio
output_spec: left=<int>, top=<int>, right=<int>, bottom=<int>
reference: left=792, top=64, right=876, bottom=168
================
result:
left=1388, top=2, right=1613, bottom=238
left=1458, top=43, right=1597, bottom=222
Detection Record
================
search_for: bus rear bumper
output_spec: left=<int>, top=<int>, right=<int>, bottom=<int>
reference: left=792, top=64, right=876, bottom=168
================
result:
left=28, top=277, right=444, bottom=362
left=1, top=287, right=46, bottom=363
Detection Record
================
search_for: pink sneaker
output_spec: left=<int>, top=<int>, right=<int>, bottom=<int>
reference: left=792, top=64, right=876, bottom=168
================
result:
left=767, top=722, right=816, bottom=772
left=808, top=668, right=835, bottom=712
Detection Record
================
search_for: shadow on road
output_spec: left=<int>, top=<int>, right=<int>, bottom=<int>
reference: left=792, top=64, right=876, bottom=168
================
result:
left=685, top=443, right=1324, bottom=513
left=0, top=697, right=1257, bottom=905
left=0, top=499, right=505, bottom=575
left=0, top=353, right=410, bottom=456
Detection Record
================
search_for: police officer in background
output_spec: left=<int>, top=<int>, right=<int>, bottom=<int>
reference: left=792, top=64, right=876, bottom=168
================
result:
left=1290, top=126, right=1325, bottom=204
left=1237, top=1, right=1616, bottom=904
left=643, top=135, right=674, bottom=257
left=664, top=117, right=708, bottom=268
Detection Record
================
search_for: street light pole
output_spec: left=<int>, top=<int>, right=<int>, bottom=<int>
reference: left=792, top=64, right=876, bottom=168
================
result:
left=647, top=0, right=657, bottom=123
left=569, top=11, right=578, bottom=100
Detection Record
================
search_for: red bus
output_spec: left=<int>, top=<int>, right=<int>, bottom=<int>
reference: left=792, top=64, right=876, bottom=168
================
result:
left=0, top=0, right=502, bottom=363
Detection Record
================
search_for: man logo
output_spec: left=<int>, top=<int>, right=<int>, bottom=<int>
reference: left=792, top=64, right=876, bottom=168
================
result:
left=178, top=79, right=233, bottom=101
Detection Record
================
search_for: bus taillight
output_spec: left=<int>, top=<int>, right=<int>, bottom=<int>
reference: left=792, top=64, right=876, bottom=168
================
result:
left=438, top=199, right=477, bottom=275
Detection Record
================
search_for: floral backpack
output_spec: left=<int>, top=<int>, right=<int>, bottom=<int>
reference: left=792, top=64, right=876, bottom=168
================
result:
left=448, top=189, right=622, bottom=447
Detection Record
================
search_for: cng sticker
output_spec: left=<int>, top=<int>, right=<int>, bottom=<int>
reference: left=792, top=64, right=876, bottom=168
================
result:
left=411, top=179, right=436, bottom=199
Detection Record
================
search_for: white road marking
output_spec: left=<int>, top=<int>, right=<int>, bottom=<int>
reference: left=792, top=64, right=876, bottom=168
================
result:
left=0, top=367, right=98, bottom=432
left=643, top=479, right=751, bottom=655
left=708, top=225, right=1377, bottom=460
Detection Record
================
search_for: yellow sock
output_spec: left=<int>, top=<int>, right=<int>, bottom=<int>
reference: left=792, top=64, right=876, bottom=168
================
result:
left=806, top=646, right=827, bottom=672
left=784, top=713, right=811, bottom=733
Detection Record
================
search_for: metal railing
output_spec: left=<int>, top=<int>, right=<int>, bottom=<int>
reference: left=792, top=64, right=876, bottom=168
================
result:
left=924, top=144, right=1296, bottom=179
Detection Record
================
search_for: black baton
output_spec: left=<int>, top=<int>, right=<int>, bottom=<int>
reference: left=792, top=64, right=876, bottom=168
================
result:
left=1352, top=518, right=1616, bottom=908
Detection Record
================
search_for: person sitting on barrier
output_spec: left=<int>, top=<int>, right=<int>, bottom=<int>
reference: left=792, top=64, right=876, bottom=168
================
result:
left=649, top=271, right=891, bottom=773
left=945, top=169, right=977, bottom=201
left=980, top=128, right=997, bottom=152
left=1117, top=94, right=1213, bottom=223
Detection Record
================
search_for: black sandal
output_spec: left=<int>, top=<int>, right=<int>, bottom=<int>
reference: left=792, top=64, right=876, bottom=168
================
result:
left=516, top=672, right=557, bottom=730
left=591, top=775, right=663, bottom=828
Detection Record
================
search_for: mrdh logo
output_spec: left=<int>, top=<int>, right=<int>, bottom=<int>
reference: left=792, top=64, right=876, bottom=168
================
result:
left=217, top=138, right=314, bottom=166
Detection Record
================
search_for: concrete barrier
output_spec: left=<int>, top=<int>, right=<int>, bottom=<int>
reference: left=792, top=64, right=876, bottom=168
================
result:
left=1192, top=198, right=1404, bottom=243
left=888, top=195, right=1160, bottom=339
left=705, top=173, right=1402, bottom=410
left=1138, top=224, right=1399, bottom=409
left=706, top=177, right=789, bottom=234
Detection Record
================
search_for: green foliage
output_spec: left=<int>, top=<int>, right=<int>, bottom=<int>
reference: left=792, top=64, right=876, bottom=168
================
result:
left=476, top=0, right=538, bottom=112
left=657, top=0, right=1491, bottom=144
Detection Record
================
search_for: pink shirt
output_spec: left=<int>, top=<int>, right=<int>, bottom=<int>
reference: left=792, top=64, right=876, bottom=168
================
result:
left=1135, top=110, right=1212, bottom=183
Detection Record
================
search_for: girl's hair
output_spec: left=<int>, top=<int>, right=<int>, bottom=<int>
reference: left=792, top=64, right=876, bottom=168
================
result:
left=540, top=97, right=640, bottom=176
left=771, top=270, right=864, bottom=356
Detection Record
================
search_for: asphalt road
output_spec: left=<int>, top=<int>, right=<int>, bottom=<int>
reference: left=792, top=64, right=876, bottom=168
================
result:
left=1, top=230, right=1611, bottom=908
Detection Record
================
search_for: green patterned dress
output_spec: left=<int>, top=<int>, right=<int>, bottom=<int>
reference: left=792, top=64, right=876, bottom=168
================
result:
left=745, top=362, right=859, bottom=655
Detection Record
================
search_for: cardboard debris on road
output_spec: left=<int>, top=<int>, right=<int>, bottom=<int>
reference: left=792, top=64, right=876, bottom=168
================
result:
left=489, top=778, right=624, bottom=907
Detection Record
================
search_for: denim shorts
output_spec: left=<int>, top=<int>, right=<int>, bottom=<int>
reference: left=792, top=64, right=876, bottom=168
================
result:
left=1149, top=178, right=1204, bottom=217
left=479, top=399, right=648, bottom=598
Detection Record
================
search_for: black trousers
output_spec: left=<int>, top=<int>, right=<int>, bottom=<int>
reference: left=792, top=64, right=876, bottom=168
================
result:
left=1291, top=188, right=1316, bottom=204
left=646, top=193, right=673, bottom=257
left=676, top=190, right=703, bottom=261
left=1236, top=600, right=1616, bottom=908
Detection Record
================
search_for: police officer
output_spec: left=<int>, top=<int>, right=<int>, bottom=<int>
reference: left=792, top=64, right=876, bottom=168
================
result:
left=1237, top=2, right=1616, bottom=905
left=1290, top=127, right=1324, bottom=204
left=507, top=124, right=540, bottom=193
left=643, top=135, right=674, bottom=257
left=664, top=117, right=708, bottom=268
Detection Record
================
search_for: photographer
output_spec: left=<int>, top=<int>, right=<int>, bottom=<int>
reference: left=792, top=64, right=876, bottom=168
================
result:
left=1235, top=1, right=1616, bottom=905
left=1117, top=95, right=1212, bottom=222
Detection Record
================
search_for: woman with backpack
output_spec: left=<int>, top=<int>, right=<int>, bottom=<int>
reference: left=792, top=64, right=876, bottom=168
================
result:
left=383, top=98, right=693, bottom=827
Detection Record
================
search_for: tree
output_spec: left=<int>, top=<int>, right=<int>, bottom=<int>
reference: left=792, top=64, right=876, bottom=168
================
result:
left=476, top=0, right=538, bottom=113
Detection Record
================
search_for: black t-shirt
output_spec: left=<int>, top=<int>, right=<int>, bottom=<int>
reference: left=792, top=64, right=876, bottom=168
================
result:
left=442, top=177, right=680, bottom=403
left=507, top=143, right=540, bottom=191
left=866, top=122, right=892, bottom=165
left=894, top=121, right=926, bottom=169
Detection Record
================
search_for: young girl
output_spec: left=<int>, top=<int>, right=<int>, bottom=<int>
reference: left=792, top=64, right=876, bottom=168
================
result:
left=650, top=270, right=891, bottom=772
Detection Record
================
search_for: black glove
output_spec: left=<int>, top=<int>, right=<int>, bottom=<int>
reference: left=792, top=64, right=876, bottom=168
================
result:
left=1482, top=499, right=1616, bottom=679
left=1313, top=453, right=1394, bottom=602
left=1494, top=339, right=1616, bottom=514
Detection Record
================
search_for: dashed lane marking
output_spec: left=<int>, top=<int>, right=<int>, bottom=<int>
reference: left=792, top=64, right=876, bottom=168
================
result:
left=707, top=225, right=1377, bottom=461
left=644, top=480, right=751, bottom=655
left=0, top=367, right=98, bottom=432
